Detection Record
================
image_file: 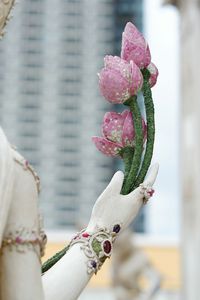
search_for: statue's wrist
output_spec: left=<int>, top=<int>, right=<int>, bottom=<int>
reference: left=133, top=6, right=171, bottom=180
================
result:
left=69, top=224, right=121, bottom=275
left=86, top=220, right=123, bottom=234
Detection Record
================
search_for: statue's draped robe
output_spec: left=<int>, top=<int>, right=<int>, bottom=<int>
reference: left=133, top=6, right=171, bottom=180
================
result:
left=0, top=128, right=44, bottom=300
left=0, top=128, right=14, bottom=248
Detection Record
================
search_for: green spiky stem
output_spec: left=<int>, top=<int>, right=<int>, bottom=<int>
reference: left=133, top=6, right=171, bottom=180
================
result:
left=134, top=68, right=155, bottom=188
left=121, top=96, right=144, bottom=195
left=42, top=244, right=70, bottom=274
left=120, top=147, right=134, bottom=195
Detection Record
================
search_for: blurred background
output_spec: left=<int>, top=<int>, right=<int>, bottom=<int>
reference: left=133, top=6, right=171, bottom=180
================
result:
left=0, top=0, right=182, bottom=299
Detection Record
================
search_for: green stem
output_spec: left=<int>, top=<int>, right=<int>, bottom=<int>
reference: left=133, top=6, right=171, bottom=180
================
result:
left=134, top=68, right=155, bottom=188
left=120, top=147, right=134, bottom=195
left=121, top=96, right=144, bottom=194
left=42, top=244, right=70, bottom=274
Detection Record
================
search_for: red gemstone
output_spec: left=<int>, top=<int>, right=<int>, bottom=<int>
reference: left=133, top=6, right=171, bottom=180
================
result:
left=15, top=237, right=22, bottom=244
left=103, top=240, right=111, bottom=254
left=148, top=188, right=155, bottom=197
left=82, top=232, right=90, bottom=238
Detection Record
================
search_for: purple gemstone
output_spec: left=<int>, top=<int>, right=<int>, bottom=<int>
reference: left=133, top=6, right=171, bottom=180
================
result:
left=113, top=224, right=121, bottom=233
left=103, top=240, right=112, bottom=254
left=91, top=260, right=97, bottom=268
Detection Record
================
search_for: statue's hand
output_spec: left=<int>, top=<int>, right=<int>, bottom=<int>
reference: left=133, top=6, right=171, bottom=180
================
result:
left=87, top=164, right=159, bottom=233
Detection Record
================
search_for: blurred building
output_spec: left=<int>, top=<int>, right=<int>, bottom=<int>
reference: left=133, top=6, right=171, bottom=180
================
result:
left=0, top=0, right=143, bottom=229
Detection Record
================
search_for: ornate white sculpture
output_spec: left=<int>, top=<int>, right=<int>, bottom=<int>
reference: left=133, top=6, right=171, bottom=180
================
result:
left=0, top=0, right=15, bottom=37
left=0, top=129, right=46, bottom=300
left=0, top=2, right=159, bottom=298
left=112, top=229, right=161, bottom=300
left=0, top=127, right=158, bottom=300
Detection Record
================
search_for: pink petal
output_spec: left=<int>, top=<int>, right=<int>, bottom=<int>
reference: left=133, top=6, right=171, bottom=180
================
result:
left=122, top=111, right=135, bottom=147
left=121, top=109, right=130, bottom=120
left=104, top=55, right=133, bottom=82
left=99, top=55, right=142, bottom=103
left=121, top=22, right=151, bottom=69
left=121, top=113, right=147, bottom=147
left=92, top=137, right=122, bottom=157
left=147, top=62, right=159, bottom=87
left=102, top=112, right=125, bottom=144
left=130, top=60, right=143, bottom=94
left=99, top=68, right=131, bottom=104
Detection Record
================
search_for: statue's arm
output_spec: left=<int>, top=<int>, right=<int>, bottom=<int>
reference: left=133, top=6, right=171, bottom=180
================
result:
left=0, top=147, right=45, bottom=300
left=43, top=243, right=93, bottom=300
left=43, top=165, right=158, bottom=300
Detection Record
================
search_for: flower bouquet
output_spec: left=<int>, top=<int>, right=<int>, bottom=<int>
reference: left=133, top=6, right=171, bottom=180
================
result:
left=42, top=21, right=158, bottom=274
left=92, top=22, right=158, bottom=195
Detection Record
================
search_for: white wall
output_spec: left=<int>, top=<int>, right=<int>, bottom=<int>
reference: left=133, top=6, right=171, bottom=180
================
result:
left=144, top=0, right=180, bottom=238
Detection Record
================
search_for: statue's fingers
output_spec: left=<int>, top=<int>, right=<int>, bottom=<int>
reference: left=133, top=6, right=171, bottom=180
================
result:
left=124, top=163, right=159, bottom=202
left=104, top=171, right=124, bottom=195
left=143, top=163, right=159, bottom=187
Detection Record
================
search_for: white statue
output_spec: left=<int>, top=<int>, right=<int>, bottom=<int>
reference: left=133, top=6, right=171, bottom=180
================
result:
left=112, top=229, right=161, bottom=300
left=0, top=0, right=14, bottom=37
left=0, top=3, right=159, bottom=299
left=0, top=127, right=159, bottom=300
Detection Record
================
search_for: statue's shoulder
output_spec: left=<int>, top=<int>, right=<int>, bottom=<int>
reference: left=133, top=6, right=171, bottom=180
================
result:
left=10, top=145, right=41, bottom=194
left=0, top=0, right=15, bottom=37
left=10, top=144, right=25, bottom=162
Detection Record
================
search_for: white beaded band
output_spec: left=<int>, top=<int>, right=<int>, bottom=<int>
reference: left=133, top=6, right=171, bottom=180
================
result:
left=139, top=183, right=155, bottom=204
left=70, top=224, right=121, bottom=274
left=1, top=226, right=47, bottom=260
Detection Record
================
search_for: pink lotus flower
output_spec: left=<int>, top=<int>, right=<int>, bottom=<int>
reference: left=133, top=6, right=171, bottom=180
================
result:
left=147, top=62, right=159, bottom=87
left=99, top=55, right=143, bottom=104
left=121, top=22, right=151, bottom=69
left=92, top=110, right=146, bottom=157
